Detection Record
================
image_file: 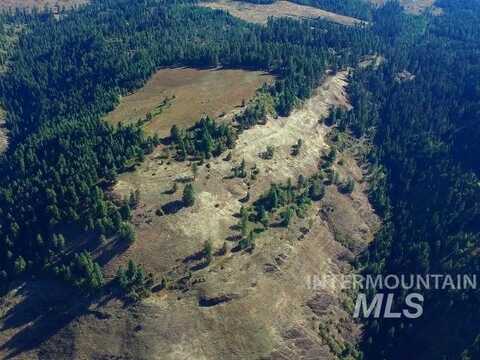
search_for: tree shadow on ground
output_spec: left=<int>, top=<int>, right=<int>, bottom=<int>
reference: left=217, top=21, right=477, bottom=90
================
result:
left=161, top=200, right=184, bottom=215
left=182, top=250, right=205, bottom=264
left=94, top=236, right=131, bottom=267
left=0, top=281, right=115, bottom=360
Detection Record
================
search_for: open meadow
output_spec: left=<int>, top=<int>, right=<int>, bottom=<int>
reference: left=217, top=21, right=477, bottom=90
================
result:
left=105, top=67, right=273, bottom=137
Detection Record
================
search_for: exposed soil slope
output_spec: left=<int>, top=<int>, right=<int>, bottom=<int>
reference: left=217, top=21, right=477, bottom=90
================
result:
left=0, top=71, right=380, bottom=360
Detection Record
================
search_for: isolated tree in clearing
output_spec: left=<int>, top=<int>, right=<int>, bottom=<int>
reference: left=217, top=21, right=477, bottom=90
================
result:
left=183, top=183, right=195, bottom=207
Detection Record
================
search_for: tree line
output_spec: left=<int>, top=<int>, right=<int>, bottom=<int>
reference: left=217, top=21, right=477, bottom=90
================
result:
left=326, top=2, right=480, bottom=359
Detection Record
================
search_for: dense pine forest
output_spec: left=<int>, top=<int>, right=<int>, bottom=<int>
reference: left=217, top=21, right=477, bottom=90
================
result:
left=332, top=1, right=480, bottom=359
left=0, top=0, right=478, bottom=359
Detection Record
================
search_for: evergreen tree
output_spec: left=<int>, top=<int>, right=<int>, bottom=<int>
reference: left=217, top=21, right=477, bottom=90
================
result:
left=119, top=222, right=136, bottom=244
left=309, top=180, right=325, bottom=201
left=182, top=184, right=195, bottom=207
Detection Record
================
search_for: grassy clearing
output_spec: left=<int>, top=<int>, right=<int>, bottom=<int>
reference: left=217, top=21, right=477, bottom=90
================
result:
left=96, top=70, right=378, bottom=359
left=106, top=71, right=378, bottom=276
left=105, top=67, right=273, bottom=137
left=200, top=0, right=366, bottom=26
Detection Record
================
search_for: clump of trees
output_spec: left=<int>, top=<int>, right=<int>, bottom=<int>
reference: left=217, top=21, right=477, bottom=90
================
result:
left=252, top=174, right=326, bottom=226
left=183, top=184, right=196, bottom=207
left=309, top=178, right=326, bottom=200
left=56, top=251, right=104, bottom=294
left=203, top=240, right=213, bottom=265
left=232, top=159, right=248, bottom=178
left=235, top=100, right=268, bottom=130
left=115, top=260, right=154, bottom=301
left=338, top=177, right=355, bottom=194
left=233, top=172, right=329, bottom=252
left=170, top=117, right=236, bottom=161
left=119, top=222, right=136, bottom=244
left=291, top=139, right=303, bottom=156
left=322, top=147, right=337, bottom=168
left=239, top=230, right=256, bottom=251
left=261, top=145, right=275, bottom=160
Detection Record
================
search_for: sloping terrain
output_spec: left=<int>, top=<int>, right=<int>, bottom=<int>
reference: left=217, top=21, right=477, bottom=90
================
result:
left=0, top=70, right=379, bottom=359
left=106, top=67, right=273, bottom=138
left=200, top=0, right=366, bottom=26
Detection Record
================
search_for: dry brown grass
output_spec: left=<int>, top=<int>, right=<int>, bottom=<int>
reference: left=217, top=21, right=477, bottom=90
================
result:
left=0, top=0, right=87, bottom=10
left=99, top=71, right=378, bottom=360
left=107, top=70, right=378, bottom=274
left=105, top=67, right=273, bottom=137
left=200, top=0, right=366, bottom=26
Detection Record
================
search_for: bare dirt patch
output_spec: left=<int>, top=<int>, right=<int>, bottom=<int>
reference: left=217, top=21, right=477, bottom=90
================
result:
left=359, top=54, right=385, bottom=69
left=200, top=0, right=366, bottom=26
left=105, top=67, right=273, bottom=137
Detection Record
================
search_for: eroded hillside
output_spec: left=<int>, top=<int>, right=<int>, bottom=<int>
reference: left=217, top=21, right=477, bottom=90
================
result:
left=0, top=70, right=379, bottom=359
